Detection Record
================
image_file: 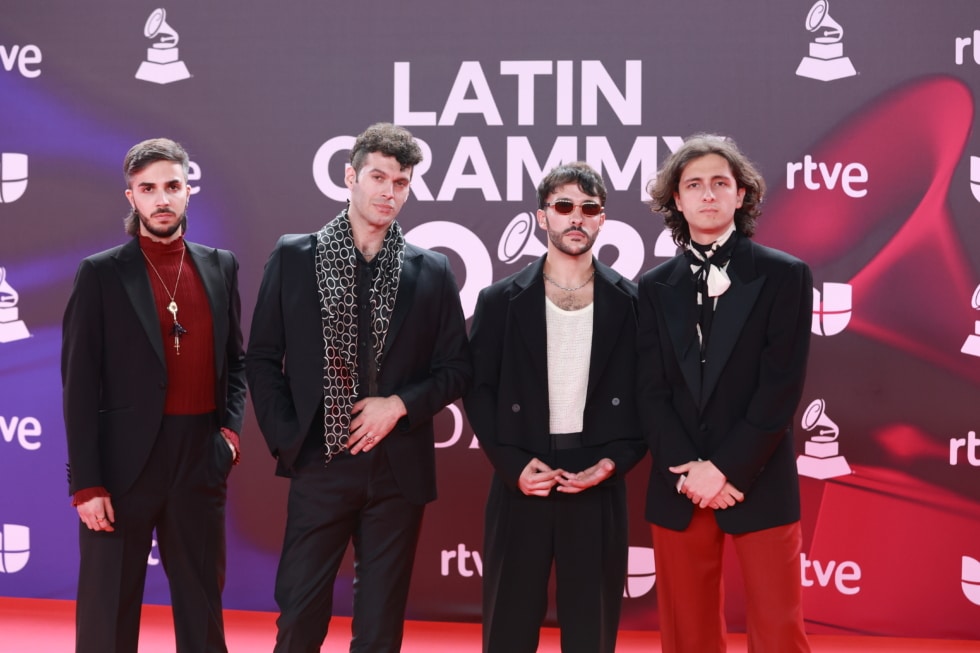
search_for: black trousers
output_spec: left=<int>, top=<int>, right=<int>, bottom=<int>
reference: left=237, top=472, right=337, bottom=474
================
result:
left=273, top=444, right=425, bottom=653
left=482, top=445, right=629, bottom=653
left=75, top=413, right=232, bottom=653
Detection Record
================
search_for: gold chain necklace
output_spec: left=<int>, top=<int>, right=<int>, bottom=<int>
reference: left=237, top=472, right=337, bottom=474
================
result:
left=141, top=244, right=188, bottom=354
left=542, top=268, right=595, bottom=292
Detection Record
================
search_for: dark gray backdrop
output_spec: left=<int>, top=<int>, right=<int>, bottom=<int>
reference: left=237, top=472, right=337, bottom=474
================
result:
left=1, top=0, right=979, bottom=639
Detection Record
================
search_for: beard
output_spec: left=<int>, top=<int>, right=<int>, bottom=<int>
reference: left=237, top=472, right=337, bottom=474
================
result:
left=545, top=221, right=598, bottom=257
left=137, top=208, right=187, bottom=240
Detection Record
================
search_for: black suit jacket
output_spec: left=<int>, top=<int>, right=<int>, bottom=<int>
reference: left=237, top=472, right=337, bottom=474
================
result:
left=62, top=238, right=247, bottom=496
left=245, top=231, right=471, bottom=506
left=465, top=256, right=646, bottom=487
left=637, top=236, right=812, bottom=534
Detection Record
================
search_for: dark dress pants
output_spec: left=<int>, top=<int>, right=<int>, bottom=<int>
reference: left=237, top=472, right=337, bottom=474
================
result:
left=273, top=444, right=425, bottom=653
left=482, top=445, right=629, bottom=653
left=75, top=413, right=231, bottom=653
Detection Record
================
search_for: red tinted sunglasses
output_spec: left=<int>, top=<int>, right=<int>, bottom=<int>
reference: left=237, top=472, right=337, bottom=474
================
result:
left=544, top=199, right=604, bottom=217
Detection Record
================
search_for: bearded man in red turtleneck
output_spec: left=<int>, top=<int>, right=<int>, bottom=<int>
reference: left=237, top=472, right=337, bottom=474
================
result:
left=62, top=138, right=247, bottom=653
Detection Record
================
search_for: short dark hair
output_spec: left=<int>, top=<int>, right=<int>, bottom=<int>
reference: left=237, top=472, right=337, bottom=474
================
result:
left=122, top=138, right=190, bottom=237
left=536, top=161, right=607, bottom=209
left=349, top=123, right=423, bottom=174
left=646, top=133, right=765, bottom=246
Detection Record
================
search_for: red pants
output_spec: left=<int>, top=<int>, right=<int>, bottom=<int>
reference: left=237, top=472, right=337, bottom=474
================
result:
left=651, top=508, right=810, bottom=653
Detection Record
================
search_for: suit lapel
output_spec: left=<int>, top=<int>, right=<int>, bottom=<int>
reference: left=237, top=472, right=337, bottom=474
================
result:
left=115, top=239, right=166, bottom=366
left=701, top=238, right=764, bottom=405
left=511, top=258, right=549, bottom=388
left=383, top=245, right=420, bottom=359
left=586, top=262, right=631, bottom=399
left=186, top=241, right=227, bottom=379
left=658, top=258, right=703, bottom=407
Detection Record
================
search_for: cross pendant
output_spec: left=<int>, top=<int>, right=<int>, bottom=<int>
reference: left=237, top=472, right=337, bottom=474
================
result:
left=170, top=320, right=188, bottom=356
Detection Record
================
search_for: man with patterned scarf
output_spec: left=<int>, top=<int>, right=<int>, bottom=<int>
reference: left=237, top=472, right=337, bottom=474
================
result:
left=246, top=123, right=472, bottom=653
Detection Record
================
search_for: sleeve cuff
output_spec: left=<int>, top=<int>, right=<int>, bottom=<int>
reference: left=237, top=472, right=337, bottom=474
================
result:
left=221, top=427, right=241, bottom=465
left=72, top=486, right=110, bottom=507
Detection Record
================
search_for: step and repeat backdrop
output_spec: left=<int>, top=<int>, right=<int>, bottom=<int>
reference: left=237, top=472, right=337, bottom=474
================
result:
left=1, top=0, right=979, bottom=641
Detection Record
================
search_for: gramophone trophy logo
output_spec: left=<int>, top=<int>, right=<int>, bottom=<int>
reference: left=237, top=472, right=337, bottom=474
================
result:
left=0, top=267, right=31, bottom=344
left=797, top=398, right=852, bottom=479
left=135, top=8, right=191, bottom=84
left=960, top=284, right=980, bottom=357
left=795, top=0, right=857, bottom=81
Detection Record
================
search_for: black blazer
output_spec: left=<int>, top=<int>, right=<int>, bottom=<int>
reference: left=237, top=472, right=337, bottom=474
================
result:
left=245, top=232, right=471, bottom=505
left=62, top=238, right=247, bottom=496
left=464, top=256, right=646, bottom=488
left=637, top=236, right=812, bottom=534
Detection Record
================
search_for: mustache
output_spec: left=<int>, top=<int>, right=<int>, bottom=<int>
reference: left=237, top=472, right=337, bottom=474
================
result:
left=563, top=227, right=588, bottom=236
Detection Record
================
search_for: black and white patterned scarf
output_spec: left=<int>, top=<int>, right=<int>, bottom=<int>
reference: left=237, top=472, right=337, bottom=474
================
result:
left=314, top=209, right=405, bottom=462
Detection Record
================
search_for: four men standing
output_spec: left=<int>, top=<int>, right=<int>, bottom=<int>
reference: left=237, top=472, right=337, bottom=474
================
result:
left=61, top=128, right=812, bottom=652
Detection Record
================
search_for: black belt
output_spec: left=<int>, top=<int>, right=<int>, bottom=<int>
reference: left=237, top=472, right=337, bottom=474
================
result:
left=550, top=432, right=583, bottom=450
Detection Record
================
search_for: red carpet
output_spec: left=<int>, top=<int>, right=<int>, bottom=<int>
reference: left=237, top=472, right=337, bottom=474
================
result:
left=1, top=597, right=977, bottom=652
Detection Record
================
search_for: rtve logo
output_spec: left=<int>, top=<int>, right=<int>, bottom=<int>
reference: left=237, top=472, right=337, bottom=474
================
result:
left=950, top=431, right=980, bottom=466
left=800, top=552, right=861, bottom=595
left=811, top=282, right=852, bottom=336
left=0, top=416, right=42, bottom=450
left=787, top=155, right=868, bottom=198
left=0, top=44, right=42, bottom=78
left=0, top=153, right=29, bottom=203
left=439, top=543, right=658, bottom=600
left=440, top=543, right=482, bottom=577
left=955, top=30, right=980, bottom=65
left=0, top=524, right=30, bottom=573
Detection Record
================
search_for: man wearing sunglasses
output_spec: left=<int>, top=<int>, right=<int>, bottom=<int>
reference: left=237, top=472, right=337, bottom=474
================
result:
left=465, top=162, right=646, bottom=653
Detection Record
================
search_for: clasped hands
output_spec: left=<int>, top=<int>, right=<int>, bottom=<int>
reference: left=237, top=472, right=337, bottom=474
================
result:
left=77, top=496, right=115, bottom=532
left=518, top=457, right=615, bottom=496
left=670, top=459, right=744, bottom=509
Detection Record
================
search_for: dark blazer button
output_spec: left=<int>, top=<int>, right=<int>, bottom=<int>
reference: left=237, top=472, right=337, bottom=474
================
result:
left=511, top=403, right=521, bottom=412
left=699, top=423, right=708, bottom=431
left=611, top=397, right=621, bottom=406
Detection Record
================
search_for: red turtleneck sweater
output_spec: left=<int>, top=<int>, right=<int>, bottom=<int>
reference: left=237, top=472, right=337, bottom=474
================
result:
left=71, top=236, right=239, bottom=507
left=140, top=235, right=216, bottom=414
